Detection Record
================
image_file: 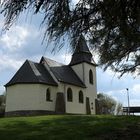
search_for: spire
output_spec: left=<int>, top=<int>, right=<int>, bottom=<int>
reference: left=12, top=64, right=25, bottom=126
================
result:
left=69, top=35, right=95, bottom=66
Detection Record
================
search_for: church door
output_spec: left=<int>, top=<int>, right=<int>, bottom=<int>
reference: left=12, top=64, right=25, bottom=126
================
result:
left=86, top=97, right=91, bottom=115
left=55, top=92, right=66, bottom=114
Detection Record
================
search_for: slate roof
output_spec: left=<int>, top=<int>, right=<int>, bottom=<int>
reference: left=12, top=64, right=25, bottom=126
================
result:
left=5, top=57, right=86, bottom=88
left=41, top=57, right=86, bottom=88
left=5, top=60, right=58, bottom=87
left=69, top=35, right=96, bottom=66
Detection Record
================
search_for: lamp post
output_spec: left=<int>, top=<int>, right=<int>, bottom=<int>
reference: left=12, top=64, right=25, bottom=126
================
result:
left=126, top=88, right=130, bottom=115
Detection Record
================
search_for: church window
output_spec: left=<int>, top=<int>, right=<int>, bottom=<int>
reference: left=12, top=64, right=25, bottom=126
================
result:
left=67, top=88, right=73, bottom=102
left=79, top=90, right=84, bottom=103
left=89, top=69, right=93, bottom=84
left=46, top=88, right=51, bottom=101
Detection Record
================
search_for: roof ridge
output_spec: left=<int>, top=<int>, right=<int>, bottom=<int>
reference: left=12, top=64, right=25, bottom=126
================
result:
left=5, top=59, right=58, bottom=87
left=26, top=59, right=38, bottom=64
left=41, top=56, right=65, bottom=66
left=27, top=60, right=41, bottom=82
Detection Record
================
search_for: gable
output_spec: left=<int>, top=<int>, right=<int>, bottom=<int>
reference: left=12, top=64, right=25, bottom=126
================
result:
left=41, top=57, right=86, bottom=88
left=51, top=66, right=86, bottom=88
left=5, top=60, right=58, bottom=87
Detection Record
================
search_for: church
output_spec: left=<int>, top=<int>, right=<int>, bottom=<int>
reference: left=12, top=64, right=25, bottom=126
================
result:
left=5, top=36, right=97, bottom=116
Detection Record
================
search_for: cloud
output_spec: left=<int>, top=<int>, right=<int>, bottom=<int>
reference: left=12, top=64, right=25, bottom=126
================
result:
left=132, top=84, right=140, bottom=95
left=104, top=83, right=140, bottom=107
left=130, top=99, right=140, bottom=106
left=0, top=26, right=30, bottom=52
left=0, top=55, right=23, bottom=71
left=0, top=19, right=42, bottom=71
left=43, top=53, right=71, bottom=65
left=0, top=23, right=41, bottom=54
left=72, top=0, right=79, bottom=4
left=0, top=20, right=45, bottom=96
left=93, top=53, right=139, bottom=104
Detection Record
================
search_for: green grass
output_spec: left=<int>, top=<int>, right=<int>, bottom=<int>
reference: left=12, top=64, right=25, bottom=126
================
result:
left=0, top=115, right=140, bottom=140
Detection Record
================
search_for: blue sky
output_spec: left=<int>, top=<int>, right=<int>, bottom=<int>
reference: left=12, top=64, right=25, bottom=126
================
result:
left=0, top=9, right=140, bottom=108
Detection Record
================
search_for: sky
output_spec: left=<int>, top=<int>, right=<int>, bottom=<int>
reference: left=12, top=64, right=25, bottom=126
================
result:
left=0, top=5, right=140, bottom=108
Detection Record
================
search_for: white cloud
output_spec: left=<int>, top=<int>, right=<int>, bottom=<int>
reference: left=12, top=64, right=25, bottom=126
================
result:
left=45, top=52, right=72, bottom=65
left=60, top=53, right=72, bottom=64
left=132, top=84, right=140, bottom=95
left=0, top=19, right=42, bottom=71
left=130, top=99, right=140, bottom=106
left=72, top=0, right=79, bottom=4
left=105, top=68, right=121, bottom=78
left=104, top=83, right=140, bottom=107
left=0, top=25, right=30, bottom=52
left=0, top=55, right=23, bottom=71
left=106, top=89, right=125, bottom=102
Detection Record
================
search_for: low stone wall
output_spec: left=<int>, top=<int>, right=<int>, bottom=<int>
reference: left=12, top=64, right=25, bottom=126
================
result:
left=5, top=110, right=57, bottom=117
left=5, top=110, right=87, bottom=117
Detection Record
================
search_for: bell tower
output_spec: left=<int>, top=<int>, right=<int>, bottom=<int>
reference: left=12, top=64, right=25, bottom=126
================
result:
left=69, top=35, right=97, bottom=114
left=69, top=35, right=96, bottom=84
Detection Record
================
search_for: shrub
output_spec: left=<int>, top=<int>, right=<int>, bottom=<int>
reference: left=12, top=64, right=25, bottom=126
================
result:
left=0, top=106, right=5, bottom=117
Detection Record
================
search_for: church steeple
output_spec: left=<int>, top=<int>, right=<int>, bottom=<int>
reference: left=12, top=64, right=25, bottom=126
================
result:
left=69, top=35, right=95, bottom=66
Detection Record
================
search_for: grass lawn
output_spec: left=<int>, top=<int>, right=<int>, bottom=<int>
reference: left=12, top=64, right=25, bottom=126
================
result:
left=0, top=115, right=140, bottom=140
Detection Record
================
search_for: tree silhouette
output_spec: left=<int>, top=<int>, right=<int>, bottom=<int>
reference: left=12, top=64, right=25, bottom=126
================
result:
left=1, top=0, right=140, bottom=76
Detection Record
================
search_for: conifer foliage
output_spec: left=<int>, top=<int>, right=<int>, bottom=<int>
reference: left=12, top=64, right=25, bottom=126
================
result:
left=1, top=0, right=140, bottom=76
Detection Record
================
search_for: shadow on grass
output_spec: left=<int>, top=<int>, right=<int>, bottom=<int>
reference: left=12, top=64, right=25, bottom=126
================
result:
left=0, top=115, right=140, bottom=140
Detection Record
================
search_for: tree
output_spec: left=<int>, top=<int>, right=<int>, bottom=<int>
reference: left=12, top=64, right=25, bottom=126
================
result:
left=0, top=95, right=3, bottom=106
left=115, top=102, right=123, bottom=115
left=0, top=94, right=6, bottom=107
left=96, top=93, right=122, bottom=115
left=0, top=94, right=6, bottom=117
left=1, top=0, right=140, bottom=76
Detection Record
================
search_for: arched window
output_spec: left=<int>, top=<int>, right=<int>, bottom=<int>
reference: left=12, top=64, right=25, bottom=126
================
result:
left=89, top=69, right=93, bottom=84
left=46, top=88, right=51, bottom=101
left=79, top=90, right=84, bottom=103
left=67, top=88, right=73, bottom=102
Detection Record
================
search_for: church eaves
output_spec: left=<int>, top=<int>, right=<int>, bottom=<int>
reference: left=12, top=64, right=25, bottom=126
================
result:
left=5, top=60, right=58, bottom=87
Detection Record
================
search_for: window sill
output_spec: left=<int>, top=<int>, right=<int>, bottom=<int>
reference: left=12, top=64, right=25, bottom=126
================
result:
left=90, top=83, right=94, bottom=85
left=67, top=100, right=73, bottom=102
left=46, top=100, right=53, bottom=102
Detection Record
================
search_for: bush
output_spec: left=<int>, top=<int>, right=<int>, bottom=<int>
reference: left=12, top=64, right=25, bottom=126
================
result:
left=0, top=106, right=5, bottom=117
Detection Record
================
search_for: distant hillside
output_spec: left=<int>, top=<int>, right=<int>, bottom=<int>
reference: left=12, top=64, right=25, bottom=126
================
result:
left=0, top=115, right=140, bottom=140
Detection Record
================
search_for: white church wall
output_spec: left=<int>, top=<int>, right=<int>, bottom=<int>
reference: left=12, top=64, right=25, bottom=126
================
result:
left=38, top=84, right=86, bottom=114
left=38, top=84, right=63, bottom=111
left=64, top=84, right=86, bottom=114
left=83, top=62, right=97, bottom=114
left=5, top=83, right=66, bottom=113
left=71, top=62, right=97, bottom=115
left=5, top=84, right=41, bottom=112
left=5, top=83, right=87, bottom=114
left=71, top=64, right=84, bottom=82
left=37, top=83, right=87, bottom=114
